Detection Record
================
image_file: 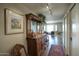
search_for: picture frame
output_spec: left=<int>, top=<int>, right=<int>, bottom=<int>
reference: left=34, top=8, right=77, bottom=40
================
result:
left=4, top=8, right=24, bottom=35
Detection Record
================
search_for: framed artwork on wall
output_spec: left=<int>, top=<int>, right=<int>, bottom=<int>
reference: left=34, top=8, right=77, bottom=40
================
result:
left=4, top=8, right=24, bottom=35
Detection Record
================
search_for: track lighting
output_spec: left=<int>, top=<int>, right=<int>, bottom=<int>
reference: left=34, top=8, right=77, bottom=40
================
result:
left=46, top=3, right=53, bottom=16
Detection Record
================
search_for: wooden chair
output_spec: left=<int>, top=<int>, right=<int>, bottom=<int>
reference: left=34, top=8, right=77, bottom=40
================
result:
left=11, top=44, right=28, bottom=56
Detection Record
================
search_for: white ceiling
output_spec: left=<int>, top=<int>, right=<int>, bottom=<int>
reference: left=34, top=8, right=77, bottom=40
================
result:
left=19, top=3, right=71, bottom=21
left=13, top=3, right=71, bottom=22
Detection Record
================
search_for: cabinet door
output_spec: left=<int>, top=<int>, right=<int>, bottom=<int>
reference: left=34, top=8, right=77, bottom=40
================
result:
left=36, top=38, right=42, bottom=55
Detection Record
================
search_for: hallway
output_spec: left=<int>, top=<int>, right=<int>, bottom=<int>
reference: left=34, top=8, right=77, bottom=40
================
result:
left=0, top=3, right=79, bottom=56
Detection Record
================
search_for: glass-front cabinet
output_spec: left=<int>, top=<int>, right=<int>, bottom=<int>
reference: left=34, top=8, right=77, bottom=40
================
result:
left=26, top=13, right=43, bottom=34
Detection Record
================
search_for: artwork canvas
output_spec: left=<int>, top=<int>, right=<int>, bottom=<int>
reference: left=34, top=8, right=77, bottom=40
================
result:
left=4, top=9, right=24, bottom=34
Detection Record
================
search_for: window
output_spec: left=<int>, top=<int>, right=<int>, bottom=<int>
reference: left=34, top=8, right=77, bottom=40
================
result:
left=55, top=25, right=57, bottom=31
left=46, top=24, right=57, bottom=33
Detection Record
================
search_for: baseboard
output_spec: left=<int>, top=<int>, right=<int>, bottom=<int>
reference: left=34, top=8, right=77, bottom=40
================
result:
left=0, top=53, right=9, bottom=56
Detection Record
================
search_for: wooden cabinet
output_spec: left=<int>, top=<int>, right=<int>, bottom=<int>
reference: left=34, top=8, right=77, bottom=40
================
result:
left=25, top=13, right=49, bottom=56
left=26, top=13, right=41, bottom=33
left=27, top=33, right=49, bottom=56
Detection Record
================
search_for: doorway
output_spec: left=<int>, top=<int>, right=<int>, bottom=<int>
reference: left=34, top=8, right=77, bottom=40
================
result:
left=46, top=23, right=63, bottom=46
left=46, top=23, right=65, bottom=56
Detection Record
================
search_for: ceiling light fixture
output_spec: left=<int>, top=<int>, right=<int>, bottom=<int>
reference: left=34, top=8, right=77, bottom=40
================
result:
left=46, top=3, right=53, bottom=16
left=46, top=6, right=48, bottom=9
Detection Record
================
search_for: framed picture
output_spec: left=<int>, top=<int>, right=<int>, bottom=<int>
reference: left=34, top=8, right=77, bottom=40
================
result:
left=4, top=8, right=24, bottom=34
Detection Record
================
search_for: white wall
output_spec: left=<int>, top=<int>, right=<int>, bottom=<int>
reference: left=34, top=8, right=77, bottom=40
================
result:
left=64, top=3, right=79, bottom=56
left=64, top=16, right=68, bottom=55
left=0, top=4, right=34, bottom=56
left=57, top=23, right=62, bottom=32
left=64, top=12, right=71, bottom=55
left=63, top=3, right=76, bottom=56
left=71, top=4, right=79, bottom=56
left=62, top=18, right=65, bottom=50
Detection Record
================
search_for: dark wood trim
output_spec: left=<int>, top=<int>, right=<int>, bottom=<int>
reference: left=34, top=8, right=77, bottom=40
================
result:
left=26, top=13, right=41, bottom=23
left=69, top=3, right=76, bottom=12
left=4, top=8, right=7, bottom=35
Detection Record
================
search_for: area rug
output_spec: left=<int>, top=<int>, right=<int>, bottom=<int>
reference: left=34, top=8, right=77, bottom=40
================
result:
left=48, top=45, right=65, bottom=56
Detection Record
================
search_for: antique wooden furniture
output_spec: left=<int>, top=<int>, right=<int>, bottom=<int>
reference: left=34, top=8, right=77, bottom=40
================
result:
left=10, top=44, right=28, bottom=56
left=25, top=13, right=49, bottom=56
left=27, top=32, right=49, bottom=56
left=26, top=13, right=43, bottom=34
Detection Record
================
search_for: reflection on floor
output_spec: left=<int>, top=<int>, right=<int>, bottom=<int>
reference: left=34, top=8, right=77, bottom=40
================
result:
left=48, top=35, right=63, bottom=46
